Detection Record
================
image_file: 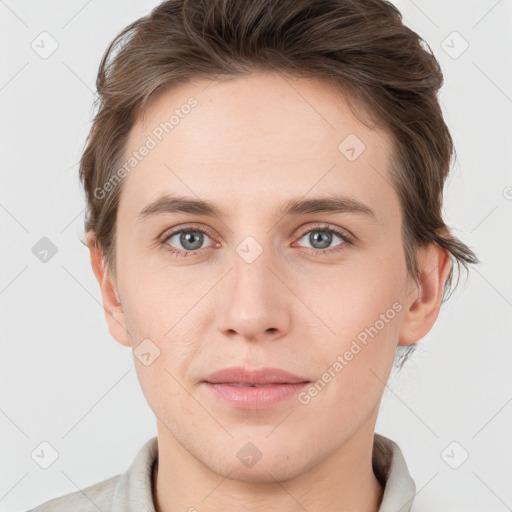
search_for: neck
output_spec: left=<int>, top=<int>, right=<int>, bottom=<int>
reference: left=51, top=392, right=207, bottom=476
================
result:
left=152, top=420, right=384, bottom=512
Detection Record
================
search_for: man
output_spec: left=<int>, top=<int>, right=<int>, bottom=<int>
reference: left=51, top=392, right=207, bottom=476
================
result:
left=29, top=0, right=478, bottom=510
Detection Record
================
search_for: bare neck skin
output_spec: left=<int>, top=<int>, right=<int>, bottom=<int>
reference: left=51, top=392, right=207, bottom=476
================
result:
left=152, top=408, right=384, bottom=512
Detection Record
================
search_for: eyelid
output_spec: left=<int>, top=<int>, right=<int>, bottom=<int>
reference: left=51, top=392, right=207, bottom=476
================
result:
left=160, top=222, right=355, bottom=243
left=160, top=223, right=217, bottom=243
left=295, top=222, right=356, bottom=244
left=160, top=221, right=356, bottom=256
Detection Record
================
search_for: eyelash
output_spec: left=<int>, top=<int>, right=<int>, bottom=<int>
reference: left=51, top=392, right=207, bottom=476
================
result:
left=160, top=223, right=355, bottom=258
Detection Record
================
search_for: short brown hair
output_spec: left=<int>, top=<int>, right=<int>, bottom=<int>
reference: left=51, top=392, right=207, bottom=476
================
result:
left=80, top=0, right=478, bottom=359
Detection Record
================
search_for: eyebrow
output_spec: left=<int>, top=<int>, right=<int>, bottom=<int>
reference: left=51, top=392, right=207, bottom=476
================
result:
left=137, top=194, right=377, bottom=222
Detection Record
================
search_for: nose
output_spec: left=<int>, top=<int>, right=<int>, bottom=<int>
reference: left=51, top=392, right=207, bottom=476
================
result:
left=216, top=240, right=292, bottom=343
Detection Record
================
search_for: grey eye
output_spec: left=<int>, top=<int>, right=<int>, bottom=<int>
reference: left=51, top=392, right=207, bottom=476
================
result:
left=167, top=230, right=211, bottom=251
left=297, top=229, right=345, bottom=250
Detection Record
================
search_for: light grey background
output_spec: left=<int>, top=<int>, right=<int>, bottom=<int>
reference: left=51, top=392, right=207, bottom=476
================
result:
left=1, top=1, right=511, bottom=511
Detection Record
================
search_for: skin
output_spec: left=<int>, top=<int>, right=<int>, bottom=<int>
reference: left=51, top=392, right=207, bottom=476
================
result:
left=88, top=71, right=451, bottom=512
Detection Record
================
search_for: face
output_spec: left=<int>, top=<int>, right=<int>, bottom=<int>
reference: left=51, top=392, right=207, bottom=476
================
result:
left=102, top=72, right=423, bottom=482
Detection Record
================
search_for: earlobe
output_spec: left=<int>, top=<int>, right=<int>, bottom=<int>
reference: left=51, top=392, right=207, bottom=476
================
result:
left=86, top=232, right=131, bottom=348
left=398, top=243, right=452, bottom=346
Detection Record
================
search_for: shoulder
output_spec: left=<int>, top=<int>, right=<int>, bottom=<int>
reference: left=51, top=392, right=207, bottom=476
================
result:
left=26, top=474, right=120, bottom=512
left=25, top=436, right=158, bottom=512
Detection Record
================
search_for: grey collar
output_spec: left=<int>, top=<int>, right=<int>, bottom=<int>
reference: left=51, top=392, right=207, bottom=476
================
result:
left=111, top=433, right=416, bottom=512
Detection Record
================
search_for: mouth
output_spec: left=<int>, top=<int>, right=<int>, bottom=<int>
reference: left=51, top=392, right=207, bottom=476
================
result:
left=221, top=383, right=294, bottom=387
left=201, top=366, right=311, bottom=409
left=203, top=366, right=310, bottom=386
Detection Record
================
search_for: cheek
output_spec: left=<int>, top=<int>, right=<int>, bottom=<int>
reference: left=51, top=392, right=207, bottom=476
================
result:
left=305, top=249, right=406, bottom=338
left=301, top=251, right=407, bottom=399
left=117, top=251, right=177, bottom=333
left=299, top=273, right=405, bottom=426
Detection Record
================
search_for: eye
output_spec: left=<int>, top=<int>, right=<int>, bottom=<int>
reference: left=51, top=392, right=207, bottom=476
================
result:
left=295, top=223, right=354, bottom=255
left=162, top=226, right=216, bottom=257
left=160, top=223, right=354, bottom=259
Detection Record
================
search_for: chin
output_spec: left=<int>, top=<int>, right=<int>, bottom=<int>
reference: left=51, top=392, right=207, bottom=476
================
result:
left=218, top=459, right=305, bottom=484
left=203, top=439, right=313, bottom=484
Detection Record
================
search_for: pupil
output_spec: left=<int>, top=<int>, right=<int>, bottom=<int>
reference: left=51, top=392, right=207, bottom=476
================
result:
left=311, top=231, right=331, bottom=249
left=181, top=231, right=203, bottom=250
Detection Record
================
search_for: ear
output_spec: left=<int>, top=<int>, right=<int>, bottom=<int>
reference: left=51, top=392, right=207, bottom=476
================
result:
left=398, top=242, right=452, bottom=345
left=86, top=231, right=131, bottom=347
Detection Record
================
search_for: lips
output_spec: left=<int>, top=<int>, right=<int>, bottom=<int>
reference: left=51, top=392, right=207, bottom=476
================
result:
left=228, top=383, right=279, bottom=387
left=202, top=367, right=311, bottom=409
left=203, top=366, right=310, bottom=386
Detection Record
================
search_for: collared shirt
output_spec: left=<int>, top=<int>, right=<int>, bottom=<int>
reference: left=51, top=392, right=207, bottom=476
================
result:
left=27, top=433, right=416, bottom=511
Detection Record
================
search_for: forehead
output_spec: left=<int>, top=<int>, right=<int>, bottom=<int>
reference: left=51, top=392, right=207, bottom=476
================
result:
left=119, top=72, right=396, bottom=221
